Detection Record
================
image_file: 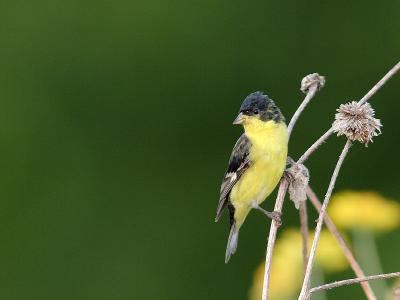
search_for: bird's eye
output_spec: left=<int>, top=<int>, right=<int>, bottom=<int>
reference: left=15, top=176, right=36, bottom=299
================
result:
left=253, top=109, right=259, bottom=114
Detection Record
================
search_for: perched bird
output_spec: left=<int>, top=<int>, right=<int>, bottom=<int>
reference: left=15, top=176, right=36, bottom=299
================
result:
left=216, top=92, right=288, bottom=263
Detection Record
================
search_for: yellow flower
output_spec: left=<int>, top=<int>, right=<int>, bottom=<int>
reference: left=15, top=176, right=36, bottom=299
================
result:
left=249, top=229, right=303, bottom=300
left=385, top=278, right=400, bottom=300
left=249, top=228, right=348, bottom=300
left=329, top=191, right=400, bottom=232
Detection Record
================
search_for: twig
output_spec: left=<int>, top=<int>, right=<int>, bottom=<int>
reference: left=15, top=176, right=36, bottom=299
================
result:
left=288, top=85, right=318, bottom=137
left=306, top=186, right=376, bottom=300
left=261, top=179, right=288, bottom=300
left=263, top=62, right=400, bottom=299
left=297, top=128, right=334, bottom=164
left=296, top=62, right=400, bottom=165
left=296, top=62, right=400, bottom=299
left=298, top=140, right=352, bottom=300
left=309, top=272, right=400, bottom=295
left=262, top=75, right=324, bottom=300
left=299, top=201, right=309, bottom=273
left=358, top=61, right=400, bottom=105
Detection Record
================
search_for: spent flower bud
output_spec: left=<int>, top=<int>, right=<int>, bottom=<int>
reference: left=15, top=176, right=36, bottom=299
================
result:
left=287, top=162, right=310, bottom=209
left=332, top=101, right=382, bottom=146
left=300, top=73, right=326, bottom=94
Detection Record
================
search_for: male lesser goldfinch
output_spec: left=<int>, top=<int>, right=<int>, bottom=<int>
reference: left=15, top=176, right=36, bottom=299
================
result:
left=216, top=92, right=288, bottom=263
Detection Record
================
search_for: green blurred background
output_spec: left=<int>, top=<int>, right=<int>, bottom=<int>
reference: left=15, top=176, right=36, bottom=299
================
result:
left=0, top=0, right=399, bottom=299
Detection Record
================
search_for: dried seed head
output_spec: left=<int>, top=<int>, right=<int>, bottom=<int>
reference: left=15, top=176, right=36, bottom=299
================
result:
left=287, top=163, right=310, bottom=209
left=300, top=73, right=326, bottom=94
left=332, top=101, right=382, bottom=146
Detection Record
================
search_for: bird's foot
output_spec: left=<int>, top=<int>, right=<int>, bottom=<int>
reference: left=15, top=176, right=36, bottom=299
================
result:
left=284, top=156, right=296, bottom=180
left=251, top=202, right=282, bottom=226
left=269, top=211, right=282, bottom=226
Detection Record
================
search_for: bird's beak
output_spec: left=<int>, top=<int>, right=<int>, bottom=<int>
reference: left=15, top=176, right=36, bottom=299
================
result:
left=233, top=112, right=245, bottom=125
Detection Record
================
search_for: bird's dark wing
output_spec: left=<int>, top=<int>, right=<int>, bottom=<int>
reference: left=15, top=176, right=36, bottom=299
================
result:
left=216, top=133, right=251, bottom=223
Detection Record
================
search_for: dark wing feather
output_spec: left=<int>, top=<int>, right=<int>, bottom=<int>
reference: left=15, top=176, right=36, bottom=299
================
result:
left=215, top=134, right=251, bottom=222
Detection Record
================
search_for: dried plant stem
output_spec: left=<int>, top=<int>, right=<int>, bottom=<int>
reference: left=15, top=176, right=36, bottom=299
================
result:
left=261, top=179, right=288, bottom=300
left=306, top=186, right=376, bottom=300
left=298, top=139, right=352, bottom=300
left=299, top=201, right=309, bottom=272
left=297, top=128, right=334, bottom=164
left=288, top=85, right=318, bottom=137
left=309, top=272, right=400, bottom=295
left=296, top=62, right=400, bottom=167
left=358, top=61, right=400, bottom=105
left=262, top=62, right=400, bottom=299
left=262, top=79, right=323, bottom=300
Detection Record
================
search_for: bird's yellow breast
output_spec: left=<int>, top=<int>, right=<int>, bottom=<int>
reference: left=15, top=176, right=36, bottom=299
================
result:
left=230, top=119, right=288, bottom=228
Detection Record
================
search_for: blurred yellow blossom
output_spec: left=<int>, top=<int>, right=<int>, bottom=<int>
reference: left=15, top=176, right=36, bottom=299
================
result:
left=329, top=191, right=400, bottom=232
left=249, top=228, right=349, bottom=300
left=249, top=229, right=303, bottom=300
left=385, top=278, right=400, bottom=300
left=311, top=230, right=349, bottom=272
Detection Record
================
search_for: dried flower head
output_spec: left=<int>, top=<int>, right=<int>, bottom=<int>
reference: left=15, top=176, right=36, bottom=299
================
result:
left=332, top=101, right=382, bottom=145
left=287, top=162, right=310, bottom=209
left=300, top=73, right=326, bottom=94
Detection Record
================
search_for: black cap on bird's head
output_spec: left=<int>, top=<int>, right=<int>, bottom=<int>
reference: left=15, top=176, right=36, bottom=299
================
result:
left=233, top=92, right=285, bottom=125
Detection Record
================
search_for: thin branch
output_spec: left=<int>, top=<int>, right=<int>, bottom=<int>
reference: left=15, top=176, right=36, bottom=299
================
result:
left=261, top=179, right=288, bottom=300
left=296, top=62, right=400, bottom=166
left=297, top=128, right=334, bottom=164
left=299, top=201, right=309, bottom=273
left=262, top=75, right=324, bottom=300
left=358, top=61, right=400, bottom=105
left=288, top=85, right=318, bottom=137
left=263, top=62, right=400, bottom=299
left=298, top=140, right=352, bottom=300
left=309, top=272, right=400, bottom=295
left=306, top=186, right=376, bottom=300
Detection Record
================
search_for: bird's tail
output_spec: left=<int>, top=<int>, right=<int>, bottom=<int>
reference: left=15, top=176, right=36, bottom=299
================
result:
left=225, top=224, right=239, bottom=263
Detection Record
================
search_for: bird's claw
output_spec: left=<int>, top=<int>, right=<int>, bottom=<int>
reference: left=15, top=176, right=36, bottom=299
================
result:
left=283, top=170, right=292, bottom=181
left=270, top=211, right=282, bottom=226
left=284, top=156, right=295, bottom=180
left=251, top=202, right=282, bottom=226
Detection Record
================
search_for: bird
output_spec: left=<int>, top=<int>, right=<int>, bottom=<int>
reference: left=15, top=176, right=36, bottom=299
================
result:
left=216, top=91, right=288, bottom=263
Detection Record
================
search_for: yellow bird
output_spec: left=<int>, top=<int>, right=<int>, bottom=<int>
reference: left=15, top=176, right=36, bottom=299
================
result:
left=216, top=92, right=288, bottom=263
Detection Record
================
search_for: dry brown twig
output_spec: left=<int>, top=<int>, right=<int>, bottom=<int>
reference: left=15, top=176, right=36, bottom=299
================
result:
left=261, top=179, right=288, bottom=300
left=261, top=61, right=400, bottom=300
left=309, top=272, right=400, bottom=295
left=299, top=201, right=309, bottom=273
left=261, top=73, right=325, bottom=300
left=298, top=139, right=353, bottom=300
left=298, top=61, right=400, bottom=165
left=306, top=186, right=376, bottom=299
left=298, top=62, right=398, bottom=300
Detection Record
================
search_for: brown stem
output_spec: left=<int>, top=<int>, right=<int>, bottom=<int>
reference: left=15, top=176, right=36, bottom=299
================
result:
left=288, top=85, right=318, bottom=137
left=261, top=179, right=288, bottom=300
left=306, top=186, right=377, bottom=300
left=299, top=201, right=309, bottom=273
left=298, top=140, right=352, bottom=300
left=297, top=128, right=334, bottom=164
left=309, top=272, right=400, bottom=295
left=262, top=77, right=324, bottom=300
left=358, top=61, right=400, bottom=105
